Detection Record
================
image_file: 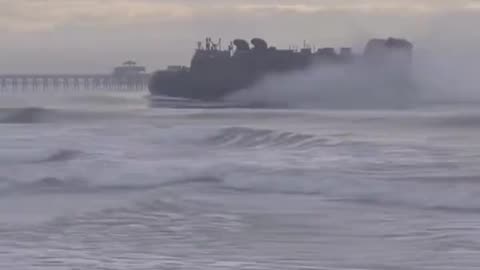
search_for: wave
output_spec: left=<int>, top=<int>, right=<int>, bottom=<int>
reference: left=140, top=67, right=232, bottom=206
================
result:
left=387, top=175, right=480, bottom=184
left=0, top=107, right=52, bottom=124
left=204, top=126, right=350, bottom=149
left=0, top=149, right=84, bottom=166
left=161, top=175, right=223, bottom=186
left=0, top=175, right=224, bottom=195
left=218, top=172, right=480, bottom=215
left=4, top=167, right=480, bottom=216
left=6, top=177, right=90, bottom=194
left=34, top=149, right=83, bottom=163
left=432, top=113, right=480, bottom=128
left=0, top=106, right=132, bottom=124
left=147, top=95, right=270, bottom=109
left=64, top=92, right=145, bottom=106
left=334, top=195, right=480, bottom=215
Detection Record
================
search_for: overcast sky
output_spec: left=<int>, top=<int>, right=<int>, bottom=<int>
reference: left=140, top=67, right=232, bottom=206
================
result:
left=0, top=0, right=479, bottom=73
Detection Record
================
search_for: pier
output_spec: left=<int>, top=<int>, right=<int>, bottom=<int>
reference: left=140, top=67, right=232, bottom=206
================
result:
left=0, top=61, right=150, bottom=91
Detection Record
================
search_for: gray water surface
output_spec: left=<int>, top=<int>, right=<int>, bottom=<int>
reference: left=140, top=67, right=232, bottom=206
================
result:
left=1, top=91, right=480, bottom=269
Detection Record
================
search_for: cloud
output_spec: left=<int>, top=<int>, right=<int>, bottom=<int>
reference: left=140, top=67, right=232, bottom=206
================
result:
left=0, top=0, right=194, bottom=32
left=1, top=0, right=479, bottom=32
left=235, top=0, right=474, bottom=14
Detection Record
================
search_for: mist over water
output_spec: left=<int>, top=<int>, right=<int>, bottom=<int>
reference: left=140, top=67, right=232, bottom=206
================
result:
left=225, top=61, right=413, bottom=109
left=224, top=11, right=480, bottom=109
left=414, top=49, right=480, bottom=103
left=225, top=45, right=480, bottom=109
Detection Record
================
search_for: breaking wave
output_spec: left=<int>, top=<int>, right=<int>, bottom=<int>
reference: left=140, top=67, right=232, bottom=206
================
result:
left=204, top=126, right=355, bottom=149
left=147, top=95, right=273, bottom=109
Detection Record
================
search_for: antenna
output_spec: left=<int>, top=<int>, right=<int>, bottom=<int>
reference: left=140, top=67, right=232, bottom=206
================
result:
left=205, top=37, right=211, bottom=50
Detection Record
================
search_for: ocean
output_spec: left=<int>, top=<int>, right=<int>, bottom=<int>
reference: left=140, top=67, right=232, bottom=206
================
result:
left=1, top=91, right=480, bottom=269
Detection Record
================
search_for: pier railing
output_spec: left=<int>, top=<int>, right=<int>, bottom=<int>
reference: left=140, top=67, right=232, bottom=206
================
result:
left=0, top=73, right=151, bottom=91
